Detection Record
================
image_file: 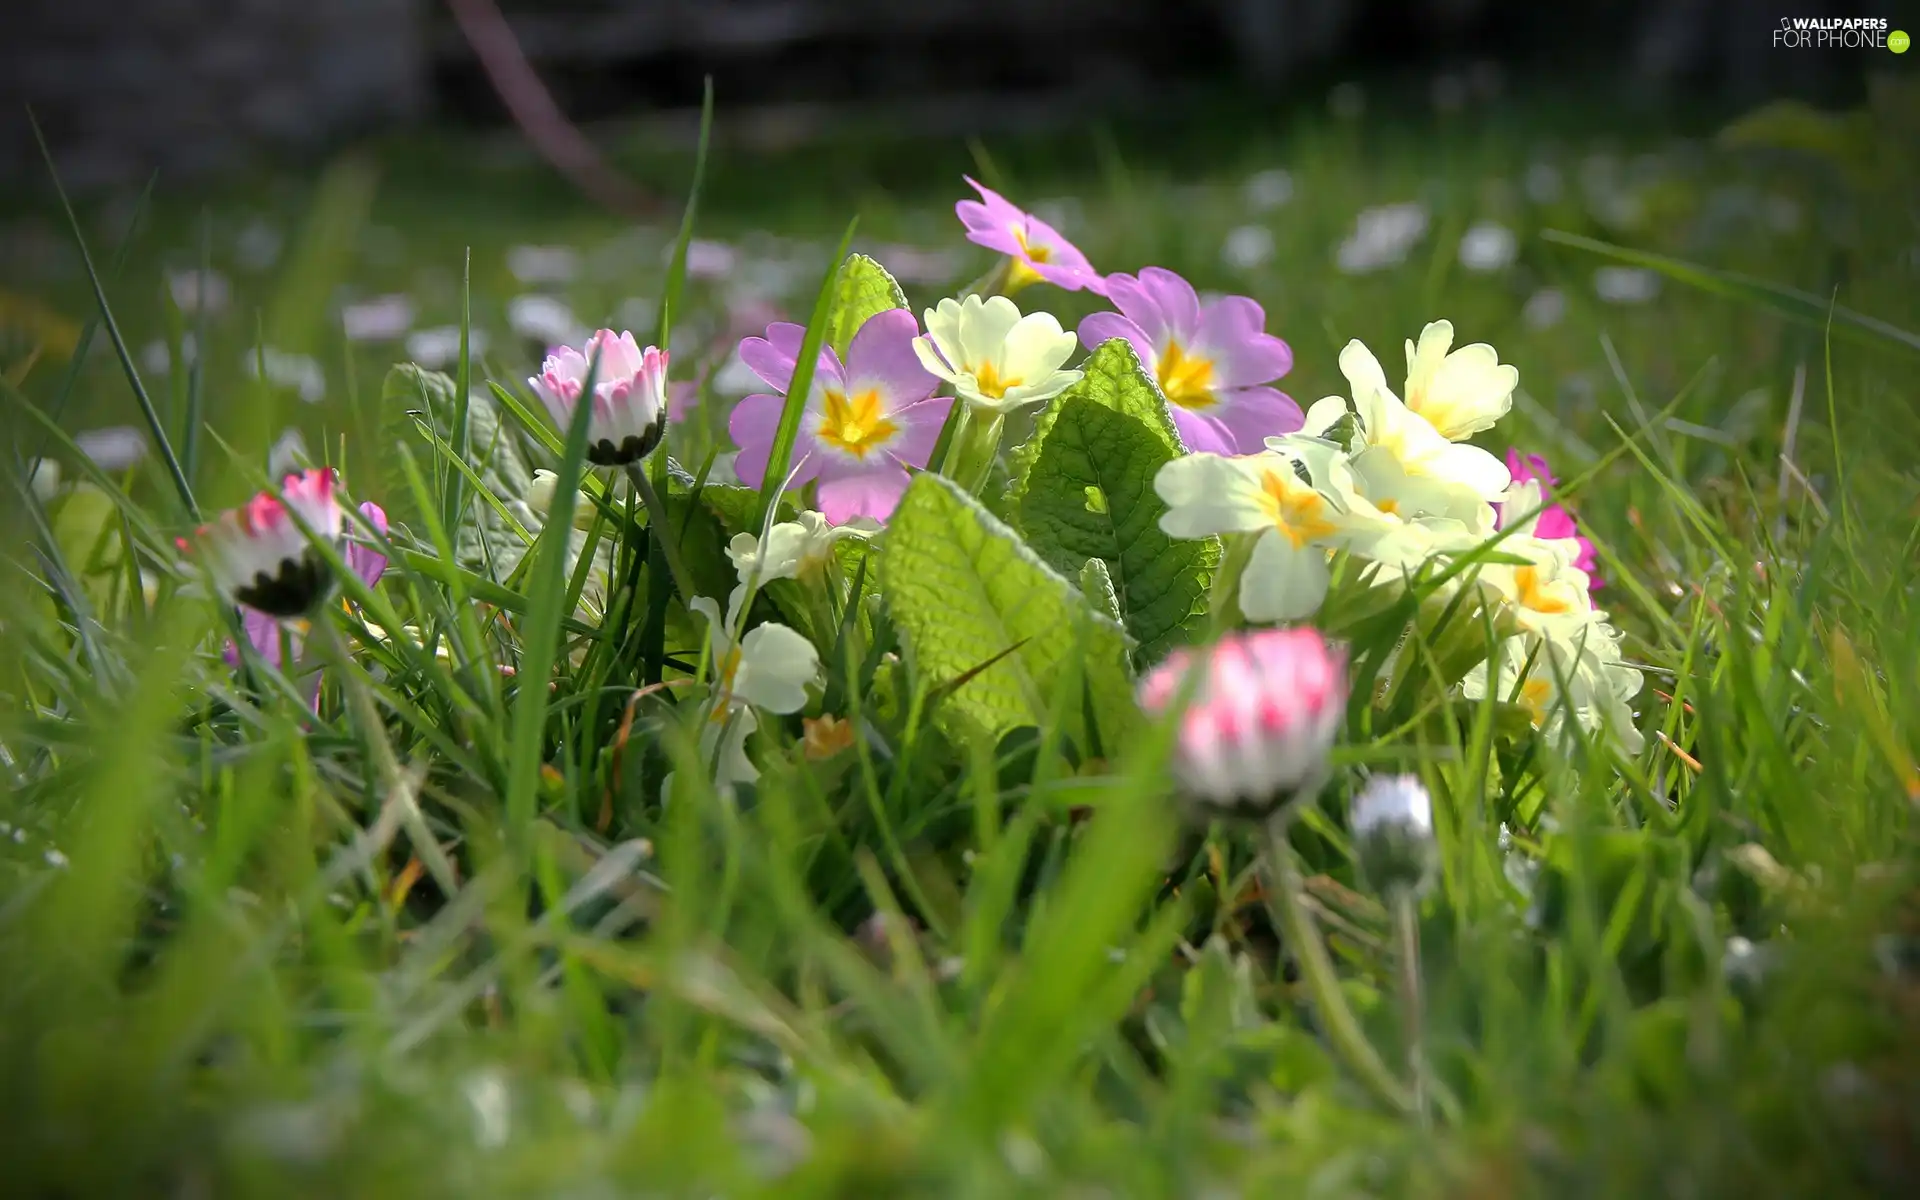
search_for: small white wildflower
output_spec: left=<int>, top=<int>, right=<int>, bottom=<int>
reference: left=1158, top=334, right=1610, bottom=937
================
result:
left=140, top=333, right=197, bottom=377
left=1457, top=221, right=1517, bottom=272
left=506, top=294, right=583, bottom=348
left=44, top=848, right=69, bottom=868
left=406, top=325, right=489, bottom=369
left=341, top=294, right=414, bottom=342
left=1522, top=287, right=1568, bottom=330
left=506, top=244, right=579, bottom=285
left=1221, top=224, right=1275, bottom=271
left=243, top=347, right=326, bottom=403
left=234, top=219, right=283, bottom=271
left=1336, top=202, right=1429, bottom=274
left=168, top=269, right=229, bottom=315
left=74, top=426, right=147, bottom=471
left=682, top=239, right=736, bottom=279
left=1244, top=168, right=1295, bottom=212
left=1593, top=266, right=1661, bottom=305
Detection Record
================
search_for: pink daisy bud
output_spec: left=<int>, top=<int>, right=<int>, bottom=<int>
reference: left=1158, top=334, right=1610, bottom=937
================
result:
left=528, top=329, right=669, bottom=466
left=1137, top=627, right=1347, bottom=822
left=189, top=467, right=345, bottom=618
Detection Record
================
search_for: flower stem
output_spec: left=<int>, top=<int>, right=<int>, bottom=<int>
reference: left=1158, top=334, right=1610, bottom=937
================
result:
left=1261, top=815, right=1416, bottom=1115
left=312, top=619, right=460, bottom=898
left=1391, top=887, right=1431, bottom=1127
left=944, top=408, right=1005, bottom=497
left=1207, top=533, right=1255, bottom=636
left=626, top=462, right=696, bottom=603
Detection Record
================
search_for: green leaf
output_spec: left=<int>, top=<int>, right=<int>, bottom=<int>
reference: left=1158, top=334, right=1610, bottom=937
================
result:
left=882, top=473, right=1137, bottom=747
left=824, top=253, right=909, bottom=360
left=382, top=362, right=459, bottom=412
left=1080, top=558, right=1122, bottom=624
left=1005, top=337, right=1219, bottom=660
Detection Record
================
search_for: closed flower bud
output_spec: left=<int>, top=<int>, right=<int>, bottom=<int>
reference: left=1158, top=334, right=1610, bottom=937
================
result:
left=1136, top=627, right=1346, bottom=824
left=529, top=329, right=669, bottom=466
left=1350, top=774, right=1438, bottom=897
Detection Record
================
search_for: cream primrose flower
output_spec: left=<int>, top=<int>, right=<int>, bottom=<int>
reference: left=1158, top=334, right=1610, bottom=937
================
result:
left=1155, top=437, right=1376, bottom=623
left=1300, top=336, right=1510, bottom=528
left=1473, top=534, right=1603, bottom=645
left=1463, top=632, right=1644, bottom=756
left=1401, top=320, right=1518, bottom=441
left=912, top=295, right=1081, bottom=414
left=724, top=510, right=879, bottom=616
left=685, top=595, right=821, bottom=790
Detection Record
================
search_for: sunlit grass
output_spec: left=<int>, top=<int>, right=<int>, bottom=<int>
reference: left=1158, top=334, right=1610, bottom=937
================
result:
left=2, top=81, right=1917, bottom=1196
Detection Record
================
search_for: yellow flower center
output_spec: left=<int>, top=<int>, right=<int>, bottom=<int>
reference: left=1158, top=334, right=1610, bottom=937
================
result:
left=816, top=388, right=899, bottom=460
left=1518, top=677, right=1554, bottom=723
left=1514, top=565, right=1576, bottom=615
left=970, top=359, right=1023, bottom=401
left=1156, top=340, right=1217, bottom=410
left=1012, top=225, right=1052, bottom=264
left=1376, top=498, right=1400, bottom=515
left=1256, top=468, right=1338, bottom=548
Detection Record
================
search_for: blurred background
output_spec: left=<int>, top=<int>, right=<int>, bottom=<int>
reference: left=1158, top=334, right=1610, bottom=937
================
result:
left=2, top=0, right=1912, bottom=516
left=0, top=0, right=1881, bottom=190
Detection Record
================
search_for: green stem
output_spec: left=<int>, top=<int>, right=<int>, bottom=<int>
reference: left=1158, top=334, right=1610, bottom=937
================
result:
left=1262, top=815, right=1416, bottom=1115
left=627, top=462, right=696, bottom=604
left=1391, top=888, right=1430, bottom=1127
left=946, top=409, right=1005, bottom=497
left=1207, top=533, right=1255, bottom=636
left=313, top=619, right=460, bottom=898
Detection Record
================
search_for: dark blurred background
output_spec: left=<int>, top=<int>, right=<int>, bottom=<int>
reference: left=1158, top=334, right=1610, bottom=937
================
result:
left=1, top=0, right=1892, bottom=190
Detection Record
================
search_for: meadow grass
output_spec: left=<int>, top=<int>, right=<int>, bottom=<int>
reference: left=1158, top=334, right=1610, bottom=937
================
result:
left=2, top=79, right=1918, bottom=1196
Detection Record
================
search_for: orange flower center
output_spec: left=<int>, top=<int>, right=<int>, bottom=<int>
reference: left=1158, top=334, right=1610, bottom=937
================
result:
left=1519, top=677, right=1554, bottom=723
left=1256, top=468, right=1338, bottom=548
left=816, top=388, right=899, bottom=460
left=970, top=359, right=1023, bottom=400
left=1514, top=565, right=1576, bottom=615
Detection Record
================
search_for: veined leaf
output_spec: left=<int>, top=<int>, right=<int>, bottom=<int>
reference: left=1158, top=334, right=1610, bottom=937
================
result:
left=1005, top=337, right=1219, bottom=661
left=825, top=253, right=909, bottom=360
left=882, top=474, right=1137, bottom=746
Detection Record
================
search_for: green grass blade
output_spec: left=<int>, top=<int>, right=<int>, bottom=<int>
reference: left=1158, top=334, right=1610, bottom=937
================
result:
left=754, top=219, right=859, bottom=531
left=29, top=114, right=196, bottom=518
left=503, top=353, right=600, bottom=840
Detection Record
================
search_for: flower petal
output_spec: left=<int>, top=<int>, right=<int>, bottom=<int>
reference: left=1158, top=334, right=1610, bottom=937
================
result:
left=1197, top=296, right=1293, bottom=387
left=843, top=308, right=938, bottom=405
left=1154, top=454, right=1274, bottom=537
left=1239, top=530, right=1331, bottom=622
left=1203, top=386, right=1304, bottom=453
left=814, top=460, right=913, bottom=524
left=1134, top=267, right=1203, bottom=342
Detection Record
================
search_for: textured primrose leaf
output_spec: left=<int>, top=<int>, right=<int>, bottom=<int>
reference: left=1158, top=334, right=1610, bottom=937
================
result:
left=1005, top=337, right=1219, bottom=662
left=824, top=253, right=908, bottom=360
left=1080, top=558, right=1122, bottom=624
left=882, top=473, right=1138, bottom=746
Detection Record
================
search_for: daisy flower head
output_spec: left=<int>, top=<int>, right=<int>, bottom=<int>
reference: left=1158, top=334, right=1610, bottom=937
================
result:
left=190, top=467, right=345, bottom=618
left=729, top=309, right=949, bottom=525
left=528, top=329, right=669, bottom=466
left=1155, top=437, right=1371, bottom=623
left=955, top=177, right=1106, bottom=295
left=1137, top=626, right=1347, bottom=823
left=913, top=295, right=1081, bottom=416
left=226, top=501, right=390, bottom=695
left=1078, top=267, right=1301, bottom=454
